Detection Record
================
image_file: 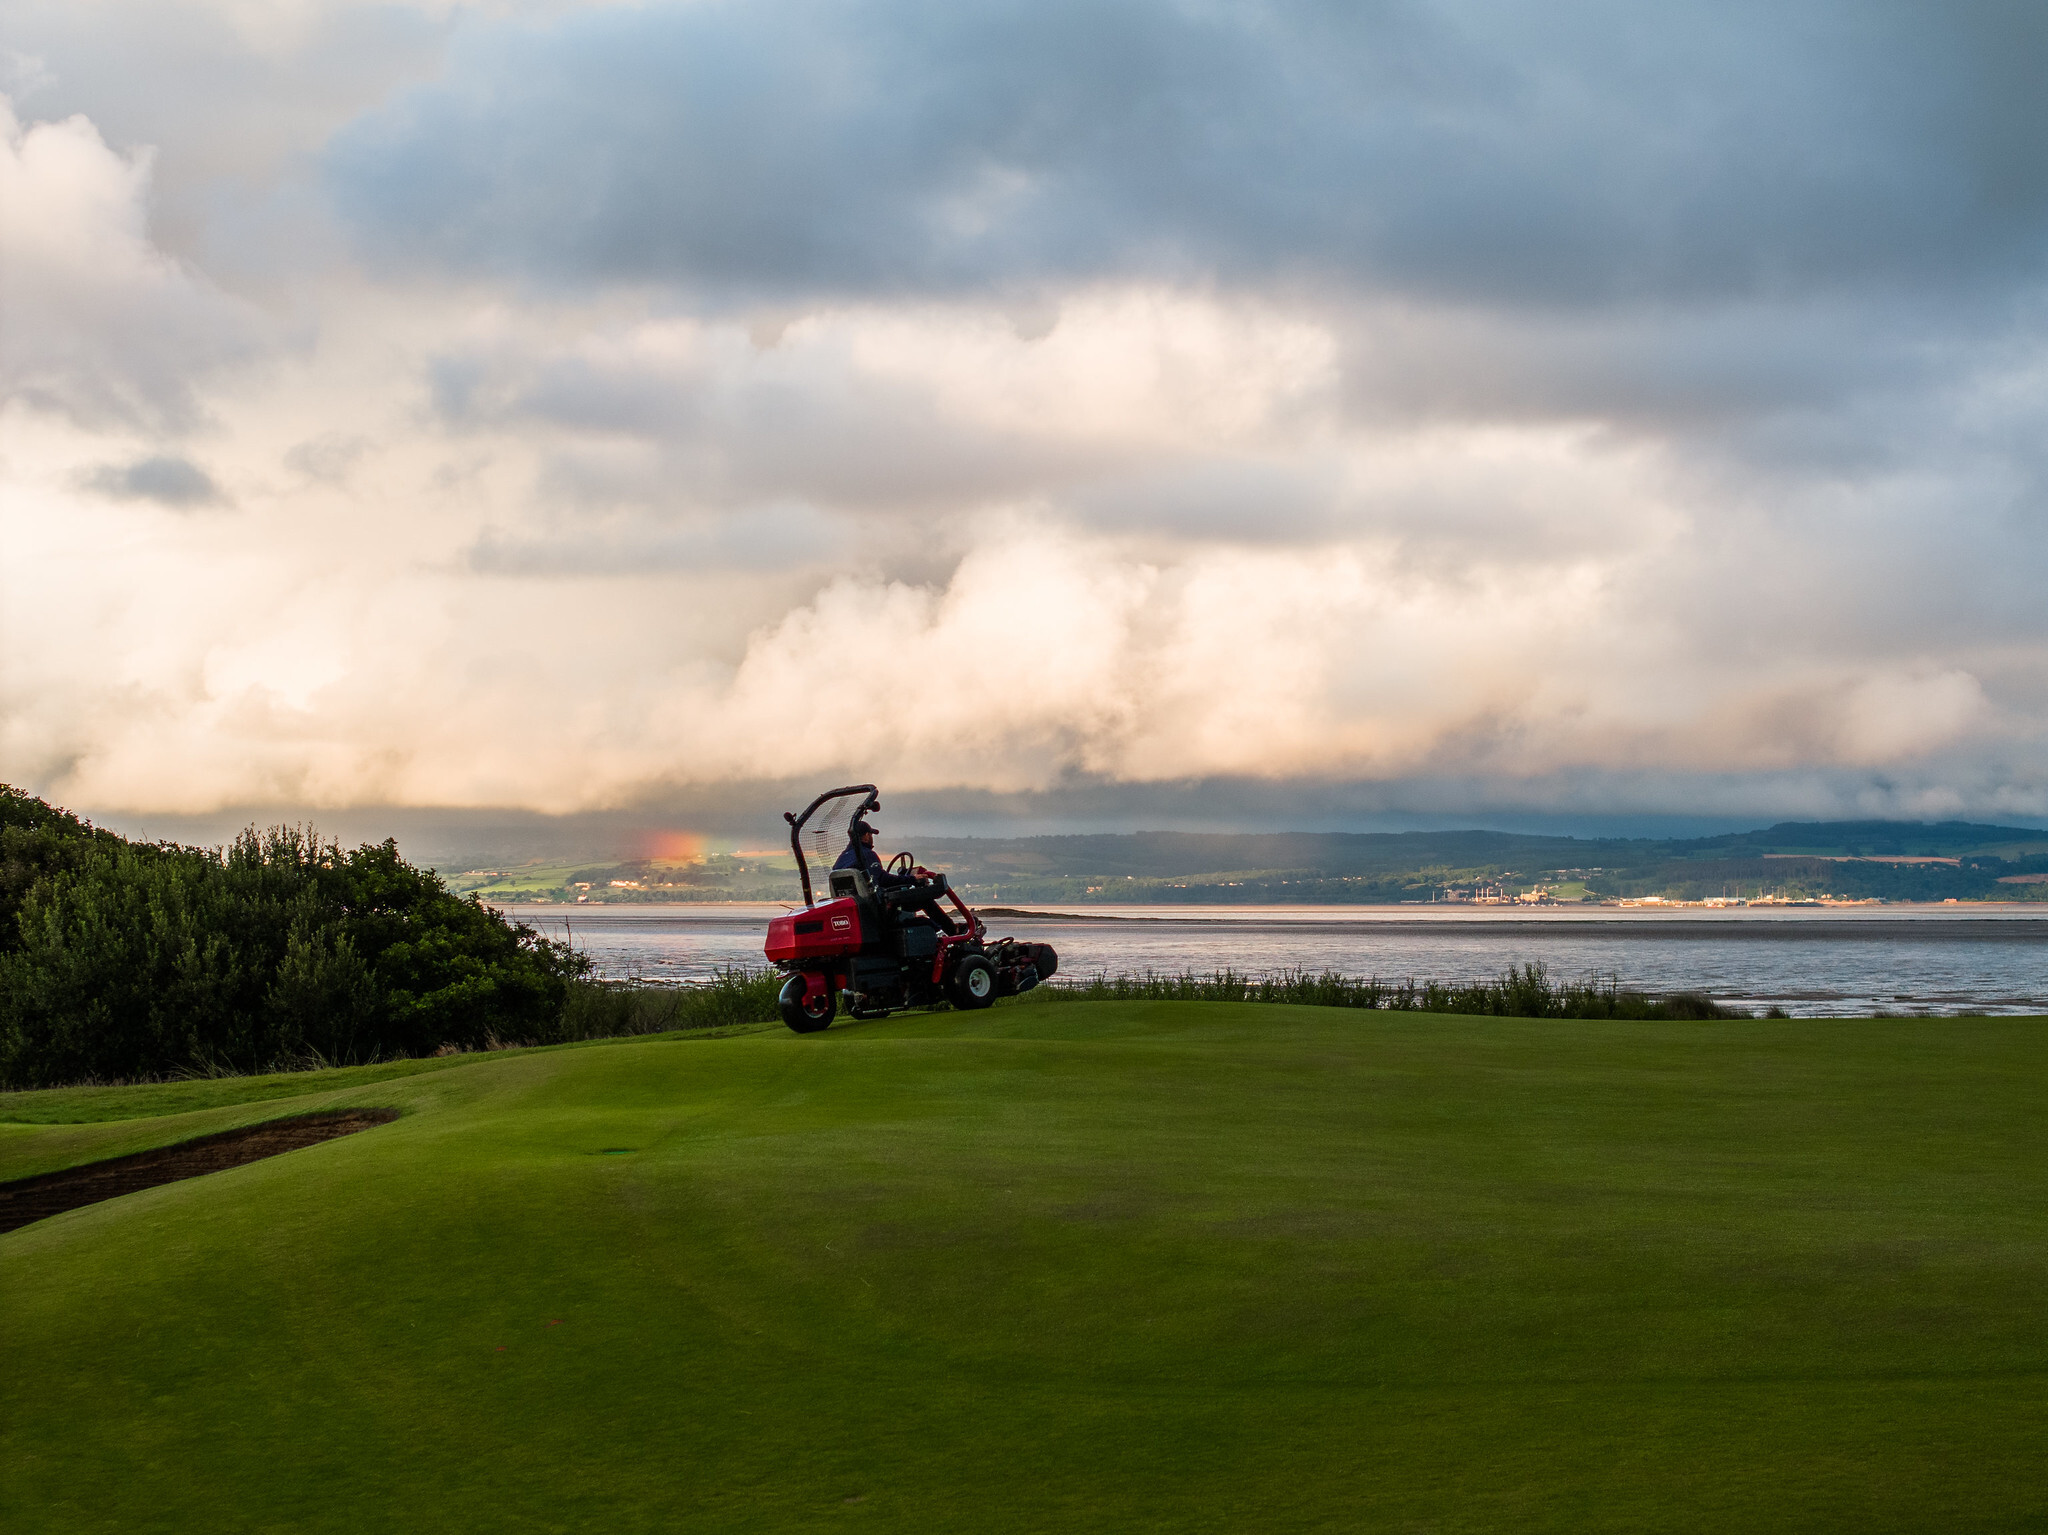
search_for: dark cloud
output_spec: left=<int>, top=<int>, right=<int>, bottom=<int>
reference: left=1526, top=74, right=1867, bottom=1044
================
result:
left=420, top=324, right=1142, bottom=516
left=14, top=3, right=2048, bottom=829
left=328, top=0, right=2048, bottom=307
left=2, top=0, right=448, bottom=279
left=84, top=454, right=222, bottom=506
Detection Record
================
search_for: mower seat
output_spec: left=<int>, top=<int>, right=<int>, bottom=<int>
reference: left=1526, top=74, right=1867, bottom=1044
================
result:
left=829, top=867, right=887, bottom=937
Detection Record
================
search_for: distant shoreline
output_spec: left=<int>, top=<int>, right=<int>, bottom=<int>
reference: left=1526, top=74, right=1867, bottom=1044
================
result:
left=490, top=897, right=2048, bottom=914
left=496, top=900, right=2048, bottom=941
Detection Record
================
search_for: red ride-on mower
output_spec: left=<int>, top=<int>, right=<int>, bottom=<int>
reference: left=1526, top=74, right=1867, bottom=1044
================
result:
left=763, top=785, right=1058, bottom=1033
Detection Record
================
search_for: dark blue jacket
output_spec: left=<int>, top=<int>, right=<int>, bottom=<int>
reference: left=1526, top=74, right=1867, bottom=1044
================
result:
left=833, top=839, right=912, bottom=888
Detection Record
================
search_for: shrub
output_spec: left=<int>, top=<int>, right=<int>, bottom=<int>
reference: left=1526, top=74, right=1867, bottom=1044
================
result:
left=0, top=792, right=584, bottom=1087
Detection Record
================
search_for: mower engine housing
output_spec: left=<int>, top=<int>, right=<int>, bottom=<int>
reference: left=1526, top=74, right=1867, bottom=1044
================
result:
left=764, top=897, right=865, bottom=962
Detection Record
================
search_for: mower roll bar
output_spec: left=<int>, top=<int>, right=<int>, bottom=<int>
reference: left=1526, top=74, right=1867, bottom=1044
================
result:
left=784, top=784, right=878, bottom=908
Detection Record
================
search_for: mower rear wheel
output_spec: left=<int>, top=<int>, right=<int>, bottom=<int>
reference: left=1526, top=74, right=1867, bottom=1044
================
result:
left=947, top=954, right=998, bottom=1010
left=778, top=974, right=836, bottom=1033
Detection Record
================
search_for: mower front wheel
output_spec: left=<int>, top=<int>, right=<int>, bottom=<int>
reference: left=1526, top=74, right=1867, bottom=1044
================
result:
left=779, top=974, right=837, bottom=1033
left=947, top=954, right=998, bottom=1010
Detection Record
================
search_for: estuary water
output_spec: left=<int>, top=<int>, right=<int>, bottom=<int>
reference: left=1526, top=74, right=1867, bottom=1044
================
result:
left=502, top=902, right=2048, bottom=1017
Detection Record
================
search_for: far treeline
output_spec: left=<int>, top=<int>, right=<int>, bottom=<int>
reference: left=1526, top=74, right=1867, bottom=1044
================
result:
left=0, top=787, right=775, bottom=1089
left=458, top=820, right=2048, bottom=905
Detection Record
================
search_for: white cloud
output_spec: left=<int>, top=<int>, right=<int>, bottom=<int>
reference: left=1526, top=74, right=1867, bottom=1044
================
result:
left=1834, top=668, right=1991, bottom=764
left=0, top=95, right=258, bottom=426
left=4, top=235, right=2042, bottom=818
left=4, top=8, right=2048, bottom=835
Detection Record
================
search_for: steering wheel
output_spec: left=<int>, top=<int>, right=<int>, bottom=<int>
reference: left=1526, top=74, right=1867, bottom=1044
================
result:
left=887, top=851, right=916, bottom=877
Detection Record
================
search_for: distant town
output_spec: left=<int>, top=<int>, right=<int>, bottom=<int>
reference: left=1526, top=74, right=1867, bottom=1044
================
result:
left=444, top=821, right=2048, bottom=908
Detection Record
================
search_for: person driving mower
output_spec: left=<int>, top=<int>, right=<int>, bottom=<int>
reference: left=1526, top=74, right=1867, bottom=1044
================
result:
left=765, top=784, right=1057, bottom=1032
left=835, top=814, right=948, bottom=928
left=833, top=817, right=911, bottom=888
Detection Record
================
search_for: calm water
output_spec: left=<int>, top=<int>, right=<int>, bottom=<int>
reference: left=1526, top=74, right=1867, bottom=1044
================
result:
left=505, top=903, right=2048, bottom=1017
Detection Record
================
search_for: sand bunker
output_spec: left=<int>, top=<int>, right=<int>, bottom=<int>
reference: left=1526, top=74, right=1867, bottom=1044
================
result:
left=0, top=1109, right=398, bottom=1235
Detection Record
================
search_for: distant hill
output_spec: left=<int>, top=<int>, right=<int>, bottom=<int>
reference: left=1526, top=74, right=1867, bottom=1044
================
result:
left=448, top=820, right=2048, bottom=906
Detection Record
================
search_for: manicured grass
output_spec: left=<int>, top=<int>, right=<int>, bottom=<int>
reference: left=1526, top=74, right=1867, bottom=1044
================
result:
left=0, top=1053, right=488, bottom=1127
left=0, top=1025, right=782, bottom=1178
left=5, top=1002, right=2048, bottom=1532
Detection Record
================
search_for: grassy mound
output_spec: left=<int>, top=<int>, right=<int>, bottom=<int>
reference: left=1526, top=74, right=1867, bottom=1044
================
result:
left=5, top=1002, right=2048, bottom=1532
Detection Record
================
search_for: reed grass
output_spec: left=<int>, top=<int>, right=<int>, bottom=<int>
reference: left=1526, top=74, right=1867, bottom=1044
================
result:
left=562, top=961, right=1740, bottom=1037
left=558, top=968, right=784, bottom=1039
left=1046, top=961, right=1738, bottom=1019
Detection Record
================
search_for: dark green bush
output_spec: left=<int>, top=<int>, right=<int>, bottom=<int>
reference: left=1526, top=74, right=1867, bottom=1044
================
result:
left=0, top=788, right=584, bottom=1087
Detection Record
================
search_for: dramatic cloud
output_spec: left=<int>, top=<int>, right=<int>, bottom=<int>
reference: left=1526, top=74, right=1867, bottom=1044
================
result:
left=3, top=0, right=2047, bottom=840
left=329, top=0, right=2048, bottom=304
left=0, top=97, right=259, bottom=426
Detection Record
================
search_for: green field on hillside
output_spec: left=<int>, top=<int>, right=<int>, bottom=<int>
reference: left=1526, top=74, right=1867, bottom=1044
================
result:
left=6, top=1003, right=2048, bottom=1532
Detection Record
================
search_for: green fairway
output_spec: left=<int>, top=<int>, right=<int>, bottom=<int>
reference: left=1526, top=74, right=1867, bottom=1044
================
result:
left=5, top=1003, right=2048, bottom=1532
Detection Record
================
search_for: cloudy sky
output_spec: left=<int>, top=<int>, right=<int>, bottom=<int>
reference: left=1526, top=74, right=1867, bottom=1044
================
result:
left=5, top=0, right=2047, bottom=848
